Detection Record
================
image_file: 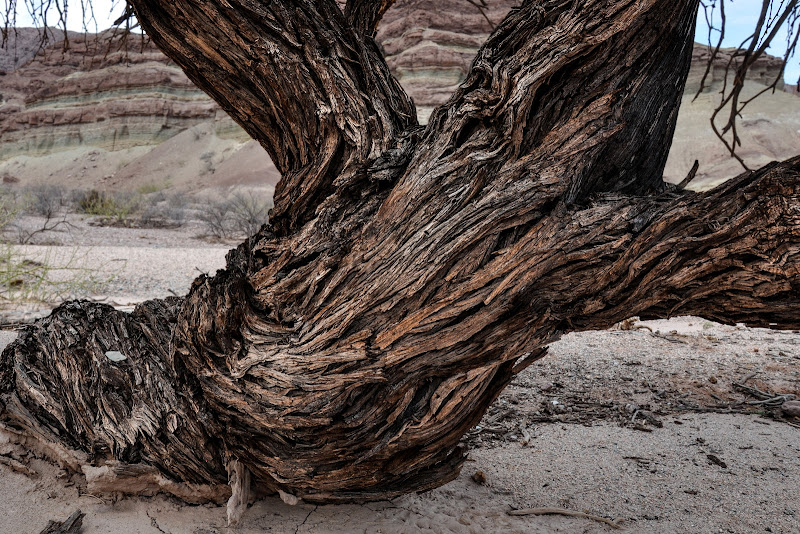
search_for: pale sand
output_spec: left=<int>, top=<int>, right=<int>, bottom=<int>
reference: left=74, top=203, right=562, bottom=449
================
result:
left=1, top=412, right=796, bottom=534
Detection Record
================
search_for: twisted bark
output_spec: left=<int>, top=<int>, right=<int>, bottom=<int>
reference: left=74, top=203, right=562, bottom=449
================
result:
left=3, top=0, right=799, bottom=506
left=345, top=0, right=397, bottom=36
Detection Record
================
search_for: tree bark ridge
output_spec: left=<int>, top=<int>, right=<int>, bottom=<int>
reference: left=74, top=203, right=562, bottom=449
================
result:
left=3, top=0, right=800, bottom=507
left=420, top=0, right=699, bottom=204
left=1, top=299, right=226, bottom=485
left=345, top=0, right=397, bottom=36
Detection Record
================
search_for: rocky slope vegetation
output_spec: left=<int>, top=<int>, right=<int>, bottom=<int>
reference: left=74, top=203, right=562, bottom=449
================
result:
left=0, top=0, right=798, bottom=192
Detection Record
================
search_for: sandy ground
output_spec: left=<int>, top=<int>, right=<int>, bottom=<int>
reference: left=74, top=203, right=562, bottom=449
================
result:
left=663, top=81, right=800, bottom=189
left=0, top=221, right=798, bottom=534
left=0, top=123, right=281, bottom=193
left=0, top=215, right=231, bottom=324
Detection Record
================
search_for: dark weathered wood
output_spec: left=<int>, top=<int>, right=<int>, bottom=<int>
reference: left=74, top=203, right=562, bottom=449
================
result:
left=0, top=299, right=226, bottom=487
left=2, top=0, right=800, bottom=508
left=39, top=510, right=84, bottom=534
left=345, top=0, right=397, bottom=36
left=169, top=155, right=800, bottom=502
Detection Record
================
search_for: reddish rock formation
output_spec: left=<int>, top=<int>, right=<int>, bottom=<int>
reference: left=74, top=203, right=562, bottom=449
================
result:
left=0, top=2, right=797, bottom=191
left=377, top=0, right=510, bottom=120
left=687, top=44, right=787, bottom=94
left=1, top=30, right=238, bottom=160
left=0, top=27, right=77, bottom=74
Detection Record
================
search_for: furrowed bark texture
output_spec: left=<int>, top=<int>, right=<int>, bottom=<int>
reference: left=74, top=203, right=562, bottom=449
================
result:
left=0, top=299, right=226, bottom=486
left=345, top=0, right=397, bottom=36
left=3, top=0, right=800, bottom=504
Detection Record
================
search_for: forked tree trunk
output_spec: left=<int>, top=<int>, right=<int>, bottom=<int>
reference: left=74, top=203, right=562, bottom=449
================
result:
left=2, top=0, right=800, bottom=509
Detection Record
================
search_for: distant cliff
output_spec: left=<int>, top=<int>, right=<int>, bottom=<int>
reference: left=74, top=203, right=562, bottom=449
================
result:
left=0, top=30, right=242, bottom=161
left=1, top=1, right=798, bottom=192
left=378, top=0, right=791, bottom=121
left=0, top=27, right=79, bottom=74
left=0, top=29, right=268, bottom=191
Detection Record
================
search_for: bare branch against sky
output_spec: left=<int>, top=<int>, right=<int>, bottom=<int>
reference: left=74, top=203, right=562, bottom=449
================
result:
left=1, top=0, right=799, bottom=84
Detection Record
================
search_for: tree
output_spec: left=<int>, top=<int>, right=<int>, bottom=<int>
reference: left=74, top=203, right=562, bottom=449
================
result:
left=1, top=0, right=799, bottom=520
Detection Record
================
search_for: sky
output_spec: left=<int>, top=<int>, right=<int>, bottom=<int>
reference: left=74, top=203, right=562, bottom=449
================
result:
left=8, top=0, right=800, bottom=84
left=8, top=0, right=124, bottom=33
left=698, top=0, right=800, bottom=85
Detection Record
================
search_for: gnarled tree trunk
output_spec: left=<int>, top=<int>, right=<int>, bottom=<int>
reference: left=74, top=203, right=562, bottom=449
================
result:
left=2, top=0, right=800, bottom=511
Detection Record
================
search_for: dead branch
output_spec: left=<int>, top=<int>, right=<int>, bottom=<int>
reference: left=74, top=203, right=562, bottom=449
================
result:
left=508, top=507, right=623, bottom=529
left=38, top=510, right=84, bottom=534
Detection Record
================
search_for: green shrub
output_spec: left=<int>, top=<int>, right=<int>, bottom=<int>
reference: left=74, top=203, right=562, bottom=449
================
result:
left=136, top=181, right=171, bottom=195
left=77, top=190, right=140, bottom=224
left=0, top=247, right=111, bottom=303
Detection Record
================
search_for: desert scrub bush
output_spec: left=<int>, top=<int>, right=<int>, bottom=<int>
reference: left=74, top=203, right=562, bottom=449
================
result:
left=0, top=187, right=21, bottom=231
left=77, top=189, right=116, bottom=214
left=77, top=189, right=141, bottom=226
left=196, top=189, right=273, bottom=239
left=197, top=197, right=234, bottom=239
left=3, top=185, right=78, bottom=244
left=0, top=190, right=110, bottom=304
left=0, top=247, right=109, bottom=303
left=229, top=190, right=273, bottom=237
left=138, top=194, right=188, bottom=229
left=23, top=184, right=69, bottom=218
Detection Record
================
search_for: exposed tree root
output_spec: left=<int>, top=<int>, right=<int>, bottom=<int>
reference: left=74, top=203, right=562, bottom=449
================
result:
left=225, top=460, right=252, bottom=525
left=508, top=507, right=624, bottom=530
left=83, top=463, right=230, bottom=505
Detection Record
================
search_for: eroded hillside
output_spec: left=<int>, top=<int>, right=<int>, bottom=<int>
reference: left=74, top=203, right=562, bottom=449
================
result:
left=1, top=0, right=798, bottom=192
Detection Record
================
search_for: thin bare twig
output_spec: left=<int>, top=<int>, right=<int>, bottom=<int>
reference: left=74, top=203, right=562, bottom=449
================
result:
left=677, top=160, right=700, bottom=189
left=702, top=1, right=800, bottom=169
left=694, top=1, right=727, bottom=101
left=15, top=215, right=76, bottom=245
left=508, top=507, right=623, bottom=529
left=463, top=0, right=495, bottom=31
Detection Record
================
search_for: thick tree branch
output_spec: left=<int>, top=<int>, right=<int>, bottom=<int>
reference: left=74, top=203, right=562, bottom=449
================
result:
left=128, top=0, right=416, bottom=235
left=6, top=155, right=797, bottom=503
left=345, top=0, right=396, bottom=37
left=575, top=158, right=800, bottom=328
left=421, top=0, right=699, bottom=203
left=140, top=148, right=796, bottom=502
left=3, top=0, right=799, bottom=508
